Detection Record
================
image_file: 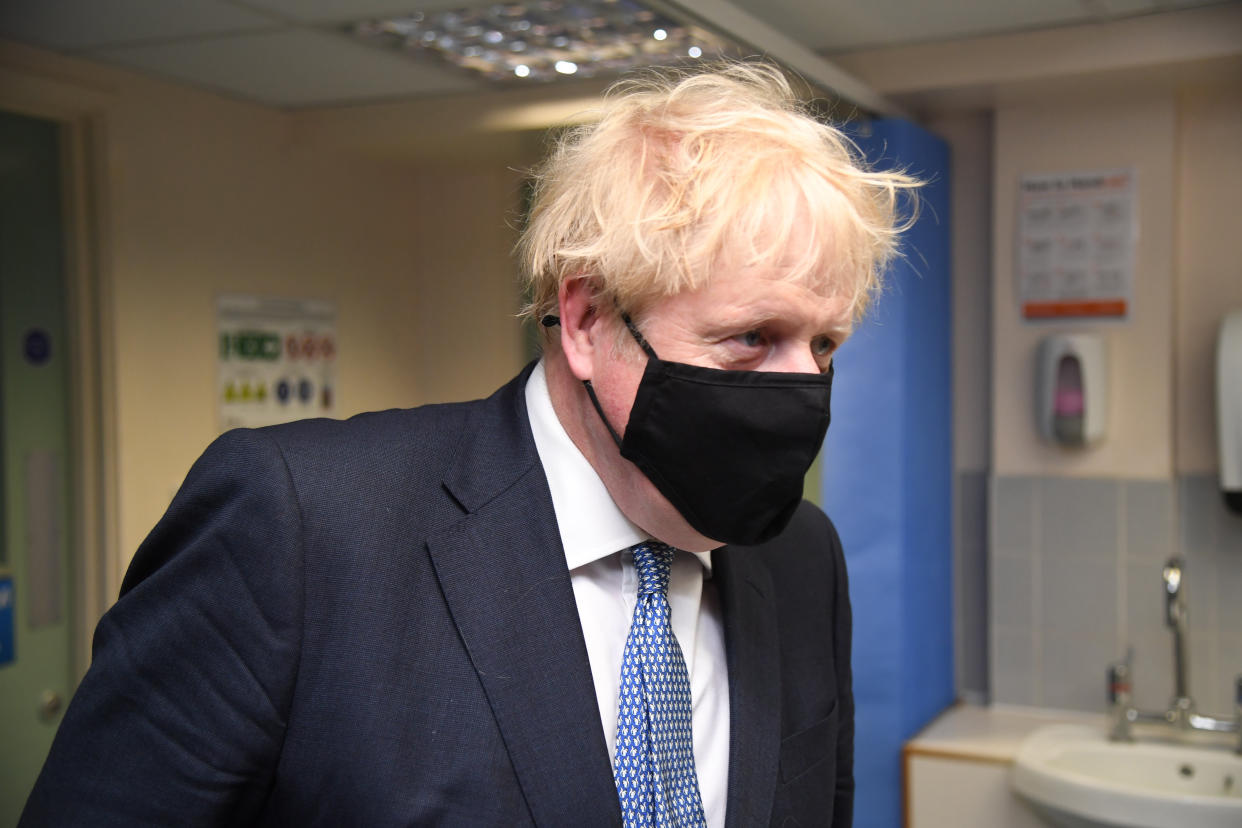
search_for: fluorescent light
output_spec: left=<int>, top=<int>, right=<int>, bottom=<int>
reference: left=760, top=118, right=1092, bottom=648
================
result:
left=514, top=64, right=530, bottom=77
left=653, top=28, right=668, bottom=41
left=555, top=60, right=578, bottom=75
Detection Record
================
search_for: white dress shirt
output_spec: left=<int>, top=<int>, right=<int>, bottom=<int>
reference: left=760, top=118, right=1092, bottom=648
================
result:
left=525, top=360, right=730, bottom=828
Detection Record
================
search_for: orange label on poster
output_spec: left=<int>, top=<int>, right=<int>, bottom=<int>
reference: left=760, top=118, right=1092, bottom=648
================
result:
left=1022, top=300, right=1128, bottom=319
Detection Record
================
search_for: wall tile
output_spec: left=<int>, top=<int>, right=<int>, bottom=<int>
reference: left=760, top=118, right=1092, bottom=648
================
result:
left=1183, top=542, right=1219, bottom=633
left=960, top=471, right=988, bottom=547
left=1125, top=560, right=1166, bottom=633
left=1041, top=619, right=1119, bottom=712
left=993, top=476, right=1035, bottom=556
left=1215, top=634, right=1242, bottom=719
left=992, top=626, right=1036, bottom=706
left=957, top=471, right=990, bottom=698
left=1190, top=631, right=1221, bottom=716
left=1179, top=474, right=1220, bottom=555
left=1041, top=559, right=1117, bottom=634
left=1125, top=561, right=1174, bottom=712
left=1217, top=549, right=1242, bottom=643
left=992, top=555, right=1032, bottom=629
left=1041, top=478, right=1120, bottom=562
left=1220, top=507, right=1242, bottom=552
left=987, top=474, right=1237, bottom=717
left=1123, top=479, right=1175, bottom=563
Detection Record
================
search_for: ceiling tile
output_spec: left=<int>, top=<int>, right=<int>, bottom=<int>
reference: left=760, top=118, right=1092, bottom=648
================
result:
left=0, top=0, right=279, bottom=51
left=241, top=0, right=476, bottom=24
left=728, top=0, right=1093, bottom=52
left=92, top=29, right=485, bottom=106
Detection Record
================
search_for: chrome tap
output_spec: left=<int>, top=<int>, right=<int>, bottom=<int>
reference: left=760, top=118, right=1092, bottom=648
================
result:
left=1106, top=658, right=1135, bottom=741
left=1162, top=557, right=1193, bottom=725
left=1107, top=556, right=1241, bottom=752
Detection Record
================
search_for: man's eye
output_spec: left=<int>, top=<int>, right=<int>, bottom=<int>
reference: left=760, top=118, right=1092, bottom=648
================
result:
left=811, top=335, right=836, bottom=357
left=736, top=330, right=765, bottom=348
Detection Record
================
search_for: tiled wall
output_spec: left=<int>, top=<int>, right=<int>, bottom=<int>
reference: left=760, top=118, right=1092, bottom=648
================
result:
left=956, top=470, right=989, bottom=702
left=989, top=474, right=1242, bottom=717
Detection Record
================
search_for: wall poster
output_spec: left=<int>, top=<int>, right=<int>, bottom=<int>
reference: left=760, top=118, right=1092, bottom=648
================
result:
left=1017, top=168, right=1136, bottom=321
left=217, top=294, right=336, bottom=432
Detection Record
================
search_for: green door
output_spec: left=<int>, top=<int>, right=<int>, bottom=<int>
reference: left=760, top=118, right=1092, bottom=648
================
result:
left=0, top=109, right=75, bottom=823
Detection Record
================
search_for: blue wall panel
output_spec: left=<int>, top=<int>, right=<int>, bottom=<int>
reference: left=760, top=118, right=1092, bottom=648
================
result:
left=821, top=119, right=954, bottom=828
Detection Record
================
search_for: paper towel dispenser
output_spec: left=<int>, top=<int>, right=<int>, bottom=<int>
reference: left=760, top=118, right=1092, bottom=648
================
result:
left=1219, top=309, right=1242, bottom=515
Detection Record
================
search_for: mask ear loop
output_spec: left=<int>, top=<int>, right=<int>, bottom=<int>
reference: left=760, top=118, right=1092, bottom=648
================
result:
left=585, top=305, right=654, bottom=449
left=618, top=312, right=658, bottom=359
left=582, top=381, right=625, bottom=448
left=538, top=312, right=628, bottom=449
left=543, top=309, right=656, bottom=354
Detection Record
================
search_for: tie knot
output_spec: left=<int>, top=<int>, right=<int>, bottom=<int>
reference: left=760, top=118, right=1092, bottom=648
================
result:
left=630, top=542, right=674, bottom=596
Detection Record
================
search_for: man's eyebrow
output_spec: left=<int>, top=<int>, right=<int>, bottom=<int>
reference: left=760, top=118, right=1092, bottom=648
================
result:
left=708, top=308, right=850, bottom=336
left=697, top=313, right=779, bottom=338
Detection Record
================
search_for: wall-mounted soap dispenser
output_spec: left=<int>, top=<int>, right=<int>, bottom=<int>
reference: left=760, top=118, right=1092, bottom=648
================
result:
left=1037, top=334, right=1108, bottom=447
left=1219, top=309, right=1242, bottom=515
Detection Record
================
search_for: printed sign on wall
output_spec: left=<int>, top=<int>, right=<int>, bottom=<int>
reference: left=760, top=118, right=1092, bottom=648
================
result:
left=1017, top=168, right=1136, bottom=321
left=217, top=295, right=337, bottom=432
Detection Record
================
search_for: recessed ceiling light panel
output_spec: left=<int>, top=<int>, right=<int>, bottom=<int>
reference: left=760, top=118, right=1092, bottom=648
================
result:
left=347, top=1, right=737, bottom=84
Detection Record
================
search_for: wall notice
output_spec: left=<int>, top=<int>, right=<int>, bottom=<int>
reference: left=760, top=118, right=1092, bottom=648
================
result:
left=1017, top=169, right=1136, bottom=321
left=217, top=295, right=336, bottom=432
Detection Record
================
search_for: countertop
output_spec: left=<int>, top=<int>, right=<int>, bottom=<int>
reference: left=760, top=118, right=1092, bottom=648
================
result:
left=904, top=703, right=1106, bottom=764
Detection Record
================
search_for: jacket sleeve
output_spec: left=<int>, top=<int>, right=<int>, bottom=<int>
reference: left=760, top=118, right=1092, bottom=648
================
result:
left=21, top=428, right=305, bottom=827
left=830, top=521, right=854, bottom=828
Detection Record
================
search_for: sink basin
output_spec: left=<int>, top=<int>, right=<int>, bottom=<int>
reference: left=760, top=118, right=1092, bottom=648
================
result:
left=1011, top=724, right=1242, bottom=828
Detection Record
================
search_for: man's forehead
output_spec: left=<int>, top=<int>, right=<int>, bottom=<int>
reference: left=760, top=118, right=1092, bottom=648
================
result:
left=648, top=269, right=854, bottom=333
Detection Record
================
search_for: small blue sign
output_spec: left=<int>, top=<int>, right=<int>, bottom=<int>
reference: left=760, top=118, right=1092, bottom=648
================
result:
left=298, top=378, right=313, bottom=403
left=23, top=329, right=51, bottom=365
left=0, top=577, right=14, bottom=668
left=276, top=379, right=291, bottom=404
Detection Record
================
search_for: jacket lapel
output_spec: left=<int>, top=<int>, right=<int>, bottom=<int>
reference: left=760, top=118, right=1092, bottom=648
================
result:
left=713, top=546, right=781, bottom=828
left=427, top=366, right=622, bottom=827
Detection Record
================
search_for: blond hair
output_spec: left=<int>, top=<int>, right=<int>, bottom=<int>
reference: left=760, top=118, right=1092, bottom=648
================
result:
left=518, top=61, right=920, bottom=331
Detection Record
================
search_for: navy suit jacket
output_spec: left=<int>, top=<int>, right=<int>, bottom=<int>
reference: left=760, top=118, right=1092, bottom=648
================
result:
left=23, top=365, right=854, bottom=827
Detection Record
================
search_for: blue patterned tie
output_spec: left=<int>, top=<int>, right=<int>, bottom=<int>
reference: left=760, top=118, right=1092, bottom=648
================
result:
left=614, top=541, right=708, bottom=828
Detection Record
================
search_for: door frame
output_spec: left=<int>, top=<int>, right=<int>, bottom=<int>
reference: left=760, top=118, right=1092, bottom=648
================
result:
left=0, top=56, right=119, bottom=682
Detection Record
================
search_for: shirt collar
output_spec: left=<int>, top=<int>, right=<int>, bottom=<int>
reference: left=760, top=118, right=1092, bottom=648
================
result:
left=525, top=359, right=713, bottom=575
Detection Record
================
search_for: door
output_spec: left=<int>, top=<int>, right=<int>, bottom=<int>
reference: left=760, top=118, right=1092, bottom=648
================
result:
left=0, top=109, right=75, bottom=823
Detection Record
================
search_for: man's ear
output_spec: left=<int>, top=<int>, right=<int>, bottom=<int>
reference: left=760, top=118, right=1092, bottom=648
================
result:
left=557, top=276, right=600, bottom=382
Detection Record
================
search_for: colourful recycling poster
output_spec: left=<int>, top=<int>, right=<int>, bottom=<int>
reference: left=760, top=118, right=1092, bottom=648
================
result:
left=217, top=294, right=336, bottom=431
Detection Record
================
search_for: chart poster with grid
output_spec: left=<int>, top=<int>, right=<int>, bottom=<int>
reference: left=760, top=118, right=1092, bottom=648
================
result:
left=217, top=294, right=337, bottom=432
left=1017, top=169, right=1136, bottom=321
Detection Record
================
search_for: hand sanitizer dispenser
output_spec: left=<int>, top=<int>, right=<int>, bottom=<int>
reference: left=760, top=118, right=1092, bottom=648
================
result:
left=1037, top=334, right=1108, bottom=447
left=1219, top=309, right=1242, bottom=514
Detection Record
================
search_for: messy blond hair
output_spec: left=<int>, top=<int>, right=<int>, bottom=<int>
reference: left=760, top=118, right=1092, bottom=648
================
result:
left=518, top=61, right=921, bottom=333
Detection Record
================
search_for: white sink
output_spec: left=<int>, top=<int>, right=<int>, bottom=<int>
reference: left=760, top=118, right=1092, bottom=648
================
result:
left=1011, top=724, right=1242, bottom=828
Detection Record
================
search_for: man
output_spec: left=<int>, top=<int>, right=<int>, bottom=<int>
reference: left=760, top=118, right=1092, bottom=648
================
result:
left=23, top=63, right=916, bottom=826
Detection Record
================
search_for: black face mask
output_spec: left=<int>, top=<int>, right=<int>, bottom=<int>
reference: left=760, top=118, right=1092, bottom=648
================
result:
left=569, top=313, right=834, bottom=547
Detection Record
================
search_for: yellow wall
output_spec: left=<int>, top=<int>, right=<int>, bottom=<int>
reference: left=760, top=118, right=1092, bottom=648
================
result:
left=991, top=95, right=1177, bottom=478
left=837, top=6, right=1242, bottom=481
left=989, top=81, right=1242, bottom=478
left=1175, top=83, right=1242, bottom=474
left=1, top=42, right=530, bottom=582
left=3, top=7, right=1239, bottom=591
